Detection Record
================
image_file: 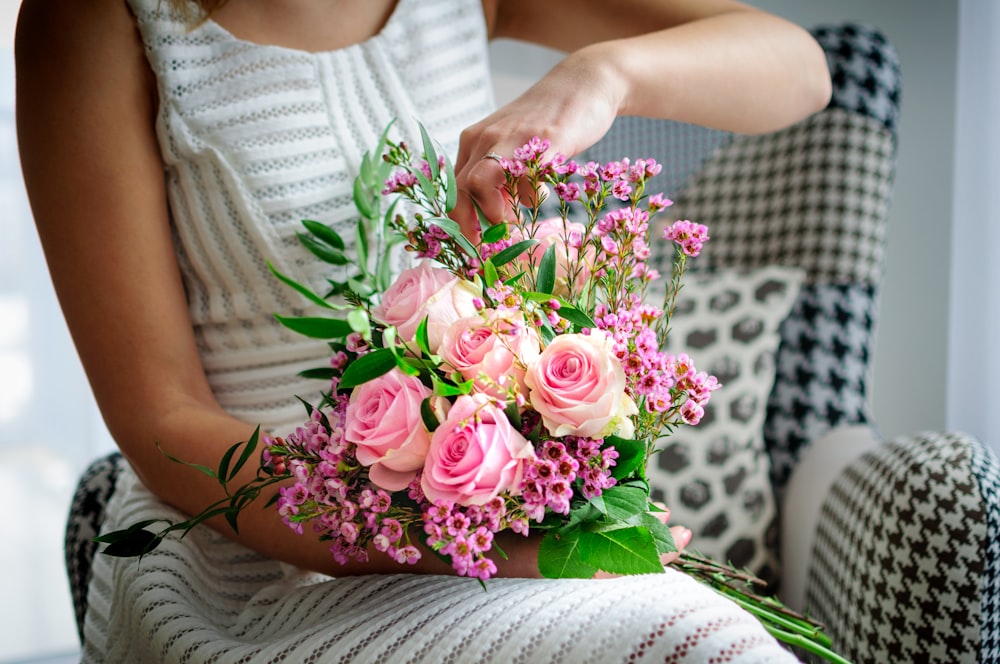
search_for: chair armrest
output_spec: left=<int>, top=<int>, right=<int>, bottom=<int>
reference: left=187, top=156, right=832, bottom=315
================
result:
left=780, top=424, right=881, bottom=612
left=799, top=431, right=999, bottom=663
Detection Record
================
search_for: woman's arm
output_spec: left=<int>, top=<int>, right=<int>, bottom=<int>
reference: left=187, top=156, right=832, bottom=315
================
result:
left=455, top=0, right=831, bottom=229
left=14, top=0, right=541, bottom=578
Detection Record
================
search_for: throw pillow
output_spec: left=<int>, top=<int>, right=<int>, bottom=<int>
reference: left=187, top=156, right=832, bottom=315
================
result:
left=646, top=265, right=803, bottom=584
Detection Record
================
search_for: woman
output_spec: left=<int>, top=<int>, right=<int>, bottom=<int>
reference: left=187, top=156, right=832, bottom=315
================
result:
left=16, top=0, right=830, bottom=660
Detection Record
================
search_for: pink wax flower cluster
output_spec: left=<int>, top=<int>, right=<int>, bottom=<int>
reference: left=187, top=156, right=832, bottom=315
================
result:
left=256, top=130, right=717, bottom=580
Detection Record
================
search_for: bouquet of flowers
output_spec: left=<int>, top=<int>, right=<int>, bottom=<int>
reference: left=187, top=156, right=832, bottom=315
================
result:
left=98, top=123, right=848, bottom=662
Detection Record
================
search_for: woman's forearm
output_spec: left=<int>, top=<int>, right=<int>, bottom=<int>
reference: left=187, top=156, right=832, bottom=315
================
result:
left=565, top=9, right=832, bottom=134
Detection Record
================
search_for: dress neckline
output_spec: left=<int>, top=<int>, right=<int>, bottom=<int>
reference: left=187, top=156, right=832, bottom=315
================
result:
left=202, top=0, right=407, bottom=57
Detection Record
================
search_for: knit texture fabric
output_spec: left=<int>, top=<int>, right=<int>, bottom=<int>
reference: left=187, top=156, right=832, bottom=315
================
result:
left=129, top=0, right=496, bottom=432
left=83, top=0, right=798, bottom=661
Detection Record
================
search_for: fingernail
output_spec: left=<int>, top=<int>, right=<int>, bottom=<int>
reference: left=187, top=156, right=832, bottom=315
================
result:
left=678, top=528, right=693, bottom=548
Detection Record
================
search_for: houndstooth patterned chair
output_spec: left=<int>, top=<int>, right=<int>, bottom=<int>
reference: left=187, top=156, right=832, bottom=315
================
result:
left=588, top=22, right=997, bottom=663
left=66, top=22, right=998, bottom=662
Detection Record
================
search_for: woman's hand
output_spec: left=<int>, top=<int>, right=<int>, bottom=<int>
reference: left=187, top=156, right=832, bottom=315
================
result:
left=451, top=46, right=622, bottom=238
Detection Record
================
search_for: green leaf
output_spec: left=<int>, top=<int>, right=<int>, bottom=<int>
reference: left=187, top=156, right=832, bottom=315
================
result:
left=482, top=258, right=499, bottom=290
left=93, top=519, right=164, bottom=545
left=491, top=239, right=537, bottom=267
left=298, top=367, right=337, bottom=380
left=640, top=512, right=677, bottom=556
left=556, top=305, right=597, bottom=331
left=346, top=276, right=375, bottom=298
left=228, top=426, right=261, bottom=483
left=592, top=484, right=649, bottom=523
left=353, top=176, right=376, bottom=220
left=339, top=348, right=396, bottom=389
left=536, top=243, right=557, bottom=294
left=216, top=440, right=241, bottom=487
left=428, top=217, right=480, bottom=261
left=414, top=168, right=438, bottom=209
left=431, top=373, right=473, bottom=397
left=356, top=218, right=370, bottom=271
left=274, top=314, right=352, bottom=339
left=481, top=221, right=508, bottom=245
left=415, top=316, right=431, bottom=356
left=394, top=352, right=422, bottom=377
left=578, top=526, right=663, bottom=576
left=298, top=232, right=350, bottom=265
left=418, top=122, right=440, bottom=181
left=101, top=529, right=162, bottom=558
left=268, top=263, right=337, bottom=310
left=156, top=442, right=217, bottom=479
left=538, top=528, right=597, bottom=579
left=301, top=219, right=346, bottom=250
left=604, top=435, right=647, bottom=480
left=420, top=397, right=440, bottom=432
left=444, top=153, right=458, bottom=213
left=347, top=307, right=371, bottom=338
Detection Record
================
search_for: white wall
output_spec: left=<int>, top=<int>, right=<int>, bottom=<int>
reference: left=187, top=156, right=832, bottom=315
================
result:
left=491, top=1, right=967, bottom=445
left=948, top=0, right=1000, bottom=451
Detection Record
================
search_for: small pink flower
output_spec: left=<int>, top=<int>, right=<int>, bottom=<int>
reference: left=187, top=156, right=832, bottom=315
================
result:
left=371, top=261, right=482, bottom=353
left=421, top=393, right=534, bottom=506
left=524, top=330, right=638, bottom=438
left=345, top=368, right=434, bottom=491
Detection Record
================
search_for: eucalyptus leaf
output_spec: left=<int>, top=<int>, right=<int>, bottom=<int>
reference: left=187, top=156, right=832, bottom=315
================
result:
left=298, top=367, right=337, bottom=380
left=481, top=221, right=508, bottom=244
left=557, top=305, right=597, bottom=331
left=228, top=426, right=261, bottom=483
left=536, top=243, right=557, bottom=294
left=414, top=168, right=438, bottom=209
left=347, top=307, right=371, bottom=337
left=431, top=373, right=473, bottom=397
left=428, top=217, right=480, bottom=261
left=156, top=442, right=217, bottom=480
left=274, top=314, right=352, bottom=339
left=491, top=239, right=537, bottom=267
left=339, top=348, right=396, bottom=389
left=356, top=218, right=370, bottom=271
left=420, top=397, right=440, bottom=432
left=297, top=233, right=350, bottom=265
left=101, top=529, right=162, bottom=558
left=482, top=258, right=499, bottom=290
left=444, top=153, right=458, bottom=213
left=268, top=263, right=337, bottom=310
left=416, top=316, right=432, bottom=356
left=301, top=220, right=345, bottom=250
left=353, top=177, right=376, bottom=220
left=418, top=122, right=440, bottom=180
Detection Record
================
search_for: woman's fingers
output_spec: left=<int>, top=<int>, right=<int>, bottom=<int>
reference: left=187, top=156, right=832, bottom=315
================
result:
left=661, top=525, right=692, bottom=566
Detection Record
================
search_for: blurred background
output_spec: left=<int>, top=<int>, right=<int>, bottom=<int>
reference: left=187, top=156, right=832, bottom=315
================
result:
left=1, top=0, right=996, bottom=661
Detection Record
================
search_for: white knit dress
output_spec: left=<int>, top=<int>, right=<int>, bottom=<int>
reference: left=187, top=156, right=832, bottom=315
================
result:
left=83, top=1, right=800, bottom=661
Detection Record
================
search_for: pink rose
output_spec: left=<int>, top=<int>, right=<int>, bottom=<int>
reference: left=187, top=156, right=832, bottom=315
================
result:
left=439, top=310, right=541, bottom=400
left=345, top=367, right=433, bottom=491
left=510, top=217, right=592, bottom=295
left=421, top=394, right=534, bottom=506
left=371, top=261, right=482, bottom=353
left=524, top=330, right=638, bottom=438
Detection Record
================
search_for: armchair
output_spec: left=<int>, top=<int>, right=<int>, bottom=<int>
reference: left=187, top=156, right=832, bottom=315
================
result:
left=64, top=21, right=998, bottom=663
left=584, top=22, right=997, bottom=663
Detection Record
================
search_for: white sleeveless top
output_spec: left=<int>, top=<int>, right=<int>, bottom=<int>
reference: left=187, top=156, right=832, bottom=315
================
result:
left=130, top=0, right=495, bottom=432
left=83, top=2, right=800, bottom=661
